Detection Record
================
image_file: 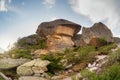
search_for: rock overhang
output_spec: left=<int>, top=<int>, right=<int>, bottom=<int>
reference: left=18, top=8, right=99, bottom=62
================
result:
left=36, top=19, right=81, bottom=37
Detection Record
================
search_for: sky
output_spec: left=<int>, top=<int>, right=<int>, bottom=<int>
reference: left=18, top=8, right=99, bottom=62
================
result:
left=0, top=0, right=120, bottom=50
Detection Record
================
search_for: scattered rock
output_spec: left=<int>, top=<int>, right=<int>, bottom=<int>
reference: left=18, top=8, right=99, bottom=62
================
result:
left=0, top=58, right=30, bottom=70
left=87, top=55, right=108, bottom=73
left=17, top=59, right=50, bottom=76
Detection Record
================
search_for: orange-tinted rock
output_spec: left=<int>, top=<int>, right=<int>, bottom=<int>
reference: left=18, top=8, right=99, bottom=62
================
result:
left=36, top=19, right=81, bottom=51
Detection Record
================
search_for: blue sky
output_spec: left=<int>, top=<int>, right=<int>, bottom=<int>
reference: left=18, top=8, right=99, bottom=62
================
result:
left=0, top=0, right=120, bottom=50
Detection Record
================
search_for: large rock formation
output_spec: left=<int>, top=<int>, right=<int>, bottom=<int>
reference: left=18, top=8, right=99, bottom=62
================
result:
left=74, top=22, right=113, bottom=47
left=82, top=22, right=113, bottom=44
left=36, top=19, right=81, bottom=51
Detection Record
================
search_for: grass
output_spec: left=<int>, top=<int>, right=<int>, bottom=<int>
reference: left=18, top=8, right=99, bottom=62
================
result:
left=98, top=43, right=117, bottom=55
left=105, top=48, right=120, bottom=66
left=81, top=63, right=120, bottom=80
left=0, top=76, right=4, bottom=80
left=8, top=48, right=32, bottom=59
left=64, top=46, right=96, bottom=64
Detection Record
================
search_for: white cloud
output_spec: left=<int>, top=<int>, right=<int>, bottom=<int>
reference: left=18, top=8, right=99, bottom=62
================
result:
left=0, top=0, right=12, bottom=12
left=43, top=0, right=56, bottom=8
left=0, top=0, right=7, bottom=11
left=69, top=0, right=120, bottom=37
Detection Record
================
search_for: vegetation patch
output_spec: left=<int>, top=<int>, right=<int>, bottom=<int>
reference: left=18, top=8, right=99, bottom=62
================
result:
left=81, top=63, right=120, bottom=80
left=98, top=43, right=116, bottom=55
left=8, top=48, right=32, bottom=59
left=40, top=53, right=65, bottom=74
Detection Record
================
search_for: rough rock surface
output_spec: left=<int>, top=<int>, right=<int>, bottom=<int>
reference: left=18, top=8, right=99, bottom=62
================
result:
left=17, top=34, right=42, bottom=48
left=82, top=22, right=113, bottom=45
left=31, top=49, right=49, bottom=56
left=17, top=59, right=50, bottom=76
left=0, top=58, right=30, bottom=70
left=36, top=19, right=81, bottom=51
left=72, top=34, right=86, bottom=47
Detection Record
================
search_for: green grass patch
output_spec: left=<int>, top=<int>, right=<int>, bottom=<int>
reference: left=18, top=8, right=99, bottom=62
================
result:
left=8, top=48, right=32, bottom=59
left=98, top=43, right=117, bottom=55
left=81, top=63, right=120, bottom=80
left=64, top=46, right=96, bottom=64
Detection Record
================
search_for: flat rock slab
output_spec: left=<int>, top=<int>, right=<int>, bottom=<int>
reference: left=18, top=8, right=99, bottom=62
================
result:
left=0, top=58, right=30, bottom=70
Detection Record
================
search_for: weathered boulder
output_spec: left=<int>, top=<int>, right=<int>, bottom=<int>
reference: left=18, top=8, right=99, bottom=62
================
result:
left=19, top=76, right=47, bottom=80
left=36, top=19, right=81, bottom=51
left=17, top=59, right=50, bottom=76
left=0, top=58, right=30, bottom=70
left=82, top=22, right=113, bottom=45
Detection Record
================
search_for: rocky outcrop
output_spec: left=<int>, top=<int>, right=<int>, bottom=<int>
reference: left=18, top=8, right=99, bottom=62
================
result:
left=81, top=22, right=113, bottom=46
left=36, top=19, right=81, bottom=51
left=0, top=58, right=30, bottom=70
left=17, top=59, right=50, bottom=76
left=17, top=34, right=42, bottom=47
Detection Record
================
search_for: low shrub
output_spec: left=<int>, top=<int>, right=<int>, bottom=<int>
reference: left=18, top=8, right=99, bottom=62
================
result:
left=40, top=53, right=64, bottom=74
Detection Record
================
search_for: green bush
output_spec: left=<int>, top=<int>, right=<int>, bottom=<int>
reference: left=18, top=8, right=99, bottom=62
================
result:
left=98, top=43, right=116, bottom=55
left=98, top=38, right=107, bottom=46
left=81, top=63, right=120, bottom=80
left=40, top=53, right=64, bottom=74
left=65, top=46, right=96, bottom=64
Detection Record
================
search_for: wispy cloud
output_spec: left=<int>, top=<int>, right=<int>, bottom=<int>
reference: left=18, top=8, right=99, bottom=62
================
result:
left=0, top=0, right=12, bottom=12
left=0, top=0, right=7, bottom=12
left=69, top=0, right=120, bottom=37
left=43, top=0, right=56, bottom=8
